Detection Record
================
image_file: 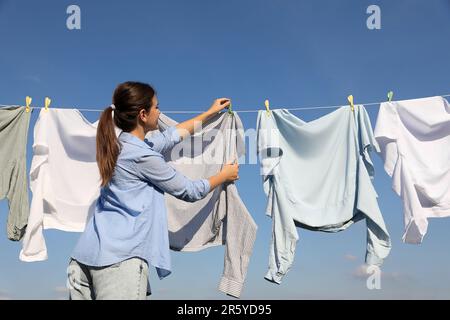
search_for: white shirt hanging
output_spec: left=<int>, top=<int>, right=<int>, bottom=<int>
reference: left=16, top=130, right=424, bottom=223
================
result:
left=20, top=108, right=101, bottom=262
left=374, top=96, right=450, bottom=243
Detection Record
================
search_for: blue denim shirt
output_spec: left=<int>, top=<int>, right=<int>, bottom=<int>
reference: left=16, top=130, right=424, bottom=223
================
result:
left=71, top=126, right=210, bottom=279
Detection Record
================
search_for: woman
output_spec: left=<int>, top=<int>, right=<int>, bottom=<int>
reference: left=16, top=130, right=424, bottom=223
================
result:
left=68, top=81, right=239, bottom=299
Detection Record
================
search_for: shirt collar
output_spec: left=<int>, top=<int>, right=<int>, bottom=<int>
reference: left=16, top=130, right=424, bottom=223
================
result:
left=119, top=131, right=153, bottom=149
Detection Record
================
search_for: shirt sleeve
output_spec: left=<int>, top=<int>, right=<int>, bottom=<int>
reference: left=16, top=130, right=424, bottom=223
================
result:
left=145, top=126, right=181, bottom=155
left=256, top=111, right=283, bottom=218
left=20, top=109, right=49, bottom=261
left=218, top=185, right=258, bottom=298
left=135, top=153, right=210, bottom=202
left=373, top=102, right=399, bottom=177
left=356, top=105, right=379, bottom=179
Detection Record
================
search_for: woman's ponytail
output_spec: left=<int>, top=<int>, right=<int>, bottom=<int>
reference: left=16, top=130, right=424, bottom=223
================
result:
left=96, top=106, right=119, bottom=187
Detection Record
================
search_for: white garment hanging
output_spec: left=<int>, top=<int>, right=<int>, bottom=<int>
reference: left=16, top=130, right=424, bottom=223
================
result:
left=20, top=109, right=102, bottom=262
left=374, top=96, right=450, bottom=243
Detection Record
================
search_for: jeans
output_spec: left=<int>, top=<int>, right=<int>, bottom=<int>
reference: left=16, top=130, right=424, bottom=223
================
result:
left=68, top=257, right=149, bottom=300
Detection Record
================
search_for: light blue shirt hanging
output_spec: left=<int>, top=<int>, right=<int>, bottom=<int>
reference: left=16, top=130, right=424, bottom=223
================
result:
left=256, top=105, right=391, bottom=284
left=71, top=126, right=210, bottom=280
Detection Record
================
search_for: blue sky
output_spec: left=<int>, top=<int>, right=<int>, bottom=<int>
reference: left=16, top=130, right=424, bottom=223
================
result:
left=1, top=0, right=450, bottom=300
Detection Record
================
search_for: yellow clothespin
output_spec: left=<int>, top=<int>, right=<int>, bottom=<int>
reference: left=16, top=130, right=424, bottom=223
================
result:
left=25, top=96, right=32, bottom=113
left=228, top=100, right=234, bottom=115
left=264, top=99, right=271, bottom=116
left=44, top=97, right=51, bottom=111
left=387, top=91, right=394, bottom=102
left=347, top=95, right=354, bottom=112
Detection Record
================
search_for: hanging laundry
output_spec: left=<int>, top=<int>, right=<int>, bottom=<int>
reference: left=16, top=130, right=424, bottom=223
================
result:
left=256, top=106, right=391, bottom=284
left=20, top=108, right=101, bottom=262
left=153, top=112, right=257, bottom=298
left=374, top=96, right=450, bottom=244
left=0, top=107, right=32, bottom=241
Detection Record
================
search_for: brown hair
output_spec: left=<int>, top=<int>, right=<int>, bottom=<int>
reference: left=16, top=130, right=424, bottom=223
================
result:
left=96, top=81, right=156, bottom=186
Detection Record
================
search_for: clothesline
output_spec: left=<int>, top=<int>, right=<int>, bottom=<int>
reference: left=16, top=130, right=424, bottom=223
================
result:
left=1, top=94, right=449, bottom=114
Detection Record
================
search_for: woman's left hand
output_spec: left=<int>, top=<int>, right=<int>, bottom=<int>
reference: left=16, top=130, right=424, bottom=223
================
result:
left=176, top=98, right=232, bottom=139
left=207, top=98, right=231, bottom=115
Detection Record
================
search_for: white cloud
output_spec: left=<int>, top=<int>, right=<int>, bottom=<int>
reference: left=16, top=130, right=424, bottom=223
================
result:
left=344, top=254, right=357, bottom=261
left=352, top=264, right=371, bottom=279
left=0, top=291, right=11, bottom=300
left=54, top=286, right=69, bottom=293
left=53, top=286, right=69, bottom=300
left=351, top=264, right=406, bottom=281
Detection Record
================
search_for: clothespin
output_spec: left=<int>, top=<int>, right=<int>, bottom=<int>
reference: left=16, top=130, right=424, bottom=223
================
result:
left=228, top=100, right=234, bottom=115
left=44, top=97, right=51, bottom=111
left=264, top=99, right=271, bottom=116
left=347, top=95, right=354, bottom=112
left=387, top=91, right=394, bottom=102
left=25, top=96, right=32, bottom=113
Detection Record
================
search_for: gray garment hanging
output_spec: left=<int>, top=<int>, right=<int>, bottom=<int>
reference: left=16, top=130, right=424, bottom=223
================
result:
left=0, top=106, right=32, bottom=240
left=153, top=112, right=257, bottom=298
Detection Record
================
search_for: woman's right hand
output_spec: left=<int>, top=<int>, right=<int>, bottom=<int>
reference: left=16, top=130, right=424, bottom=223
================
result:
left=207, top=160, right=239, bottom=192
left=220, top=161, right=239, bottom=183
left=207, top=98, right=231, bottom=115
